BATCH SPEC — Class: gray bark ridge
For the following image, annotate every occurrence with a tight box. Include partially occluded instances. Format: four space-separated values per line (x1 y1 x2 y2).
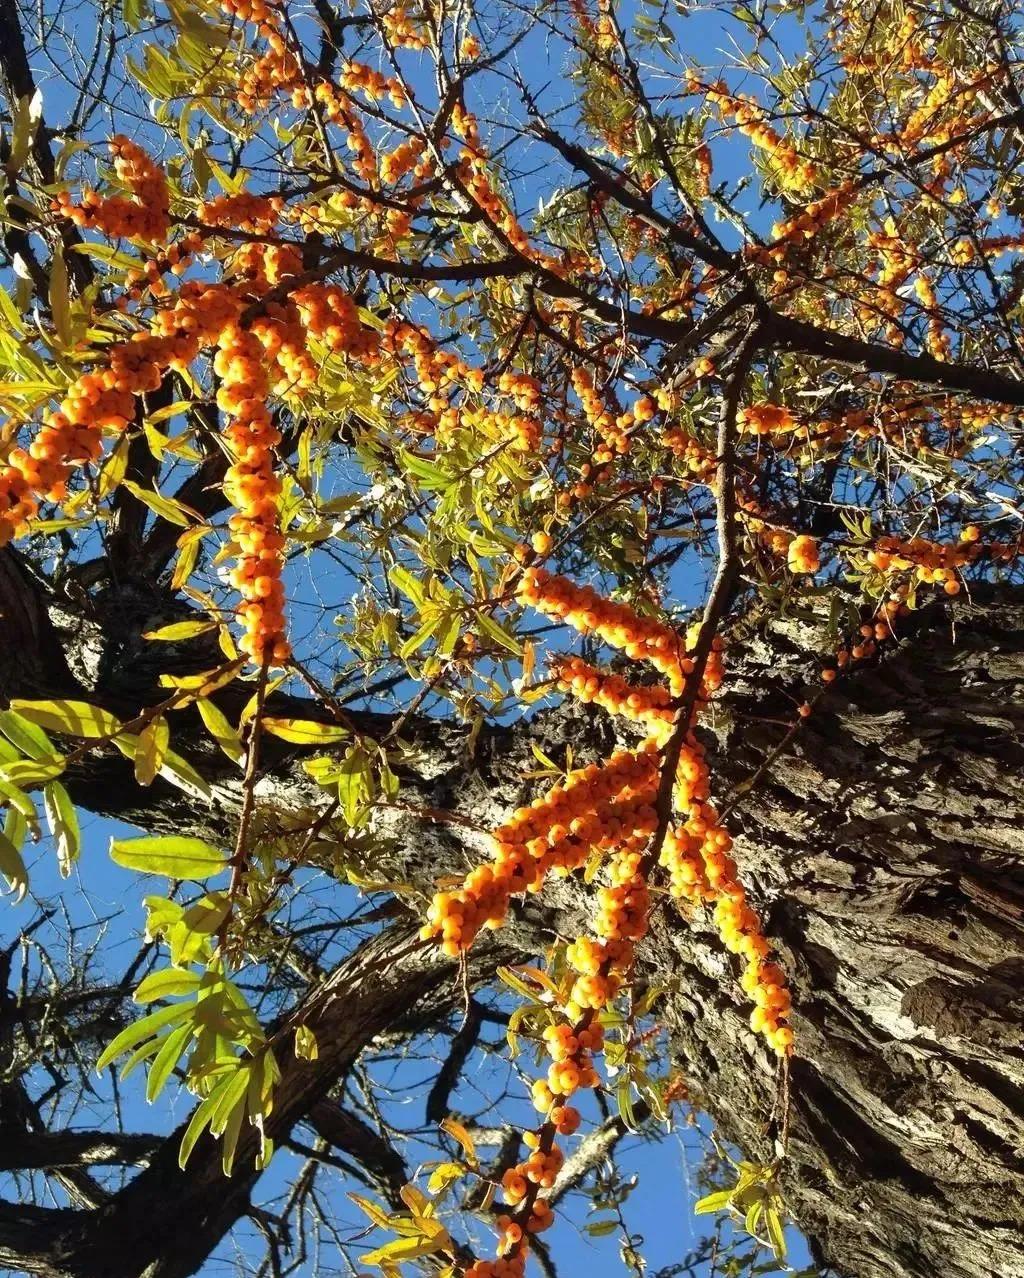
1 547 1023 1278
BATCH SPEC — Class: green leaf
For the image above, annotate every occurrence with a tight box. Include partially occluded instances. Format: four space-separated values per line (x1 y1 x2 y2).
0 709 56 758
43 781 80 876
0 756 65 787
109 835 227 879
146 1021 193 1102
96 1002 194 1072
48 244 72 348
159 748 213 800
196 699 244 765
584 1218 618 1237
5 88 42 177
476 610 523 655
0 829 28 899
261 718 348 745
389 565 427 608
10 699 123 739
0 780 38 825
178 1086 222 1169
764 1204 787 1262
134 967 204 1003
120 480 201 527
119 1034 164 1082
694 1189 734 1215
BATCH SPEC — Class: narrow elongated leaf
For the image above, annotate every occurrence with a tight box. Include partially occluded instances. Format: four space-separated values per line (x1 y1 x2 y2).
43 781 80 875
96 1002 193 1072
0 830 28 899
121 480 200 526
0 756 65 787
0 710 56 758
261 718 347 745
134 716 170 786
109 835 227 879
196 699 243 764
10 699 123 740
134 968 203 1003
143 620 217 641
146 1022 193 1102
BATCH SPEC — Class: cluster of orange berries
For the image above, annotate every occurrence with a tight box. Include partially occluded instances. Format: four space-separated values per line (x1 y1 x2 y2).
912 274 952 362
383 320 483 414
662 426 717 482
688 73 817 193
569 367 656 462
823 606 903 684
238 34 303 113
453 109 564 273
200 192 282 231
437 404 541 453
768 179 859 248
954 234 1024 265
216 324 290 665
737 403 798 436
55 136 169 243
787 534 821 574
517 567 724 699
863 533 982 595
381 4 429 50
0 325 200 542
339 60 406 107
227 239 303 290
664 738 793 1052
380 135 429 185
422 744 661 956
552 656 675 739
314 85 377 181
295 284 380 361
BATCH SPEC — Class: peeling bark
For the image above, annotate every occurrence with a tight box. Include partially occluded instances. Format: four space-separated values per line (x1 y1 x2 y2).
1 547 1022 1278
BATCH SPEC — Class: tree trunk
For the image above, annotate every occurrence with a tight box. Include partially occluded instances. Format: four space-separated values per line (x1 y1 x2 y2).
1 548 1022 1278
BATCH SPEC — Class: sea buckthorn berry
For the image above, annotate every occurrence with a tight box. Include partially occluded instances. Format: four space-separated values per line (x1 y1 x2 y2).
787 535 820 574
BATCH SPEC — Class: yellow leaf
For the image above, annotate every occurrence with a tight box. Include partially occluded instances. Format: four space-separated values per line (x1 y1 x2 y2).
361 1233 450 1268
134 716 169 786
440 1117 478 1169
122 479 202 527
261 718 348 745
348 1193 394 1231
10 699 122 740
426 1161 466 1194
143 620 217 642
196 698 243 765
294 1025 318 1060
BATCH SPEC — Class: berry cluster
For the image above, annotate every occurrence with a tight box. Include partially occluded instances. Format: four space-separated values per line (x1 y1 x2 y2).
787 534 820 574
737 403 797 436
216 324 290 665
688 73 817 193
517 567 724 699
864 533 981 595
339 59 406 107
421 743 661 955
55 136 169 242
552 656 675 740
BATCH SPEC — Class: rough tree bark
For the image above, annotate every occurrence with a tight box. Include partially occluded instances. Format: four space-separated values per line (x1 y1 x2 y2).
0 547 1021 1278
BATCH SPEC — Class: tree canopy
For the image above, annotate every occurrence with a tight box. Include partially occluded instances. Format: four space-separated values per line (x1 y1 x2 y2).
1 0 1023 1274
